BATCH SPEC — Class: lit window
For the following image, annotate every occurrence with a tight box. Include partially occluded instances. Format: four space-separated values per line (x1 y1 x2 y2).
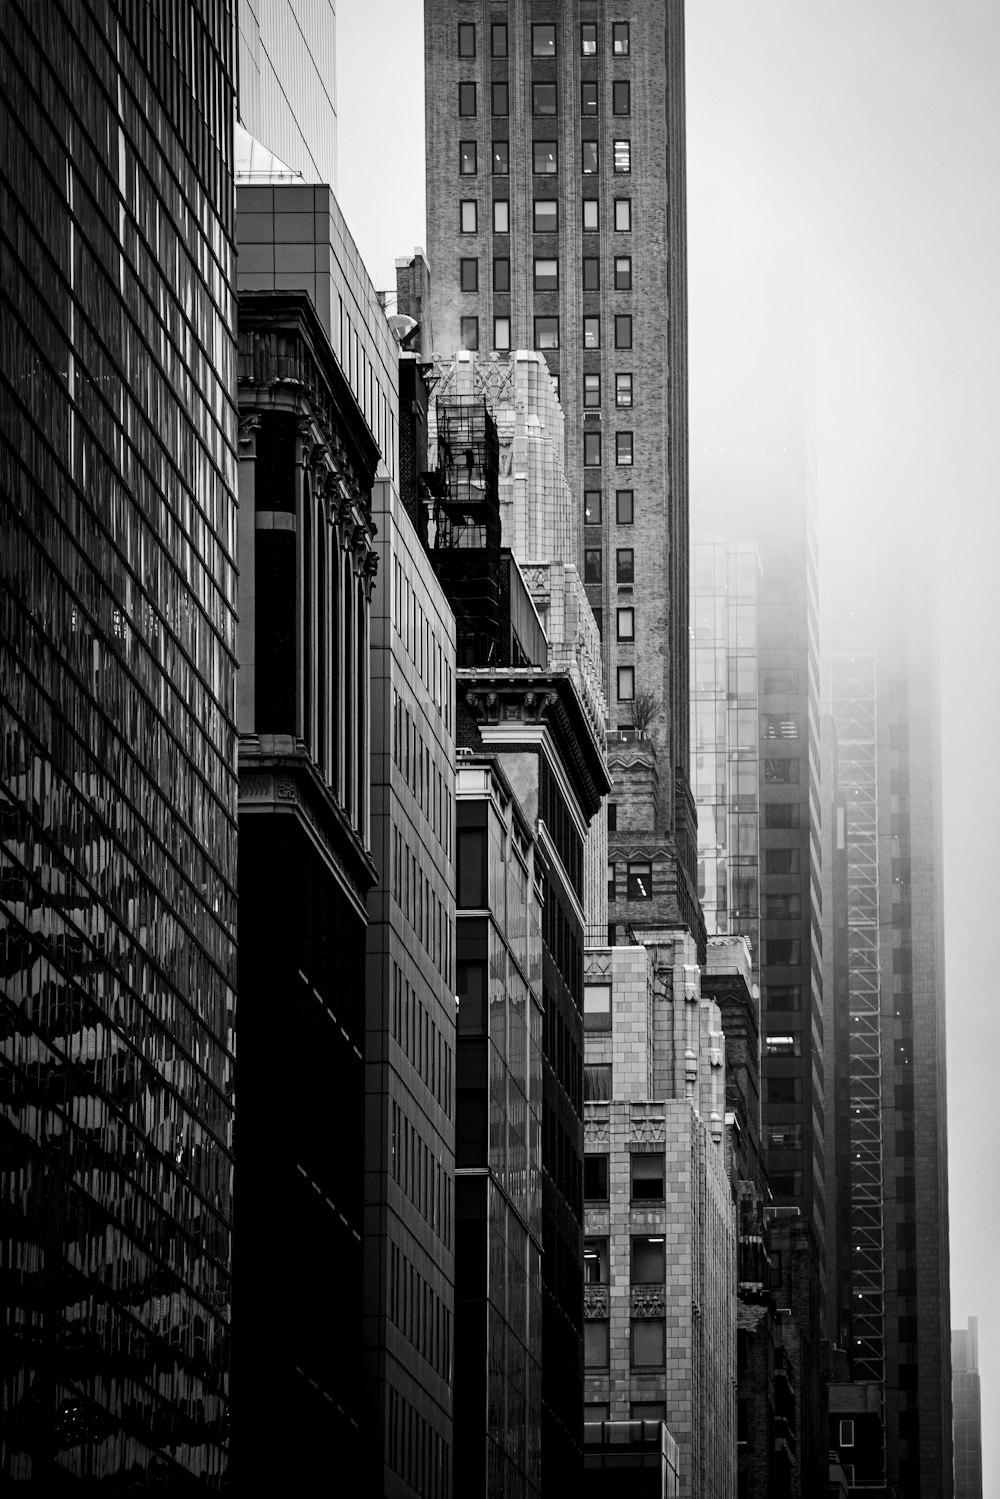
460 200 478 234
614 198 632 231
614 255 632 289
614 138 631 173
613 80 631 115
491 22 507 56
492 81 508 116
493 141 509 175
584 315 600 348
581 80 598 115
581 22 597 55
533 139 558 174
613 21 631 55
533 198 558 232
533 82 557 115
585 1236 609 1281
532 23 556 56
617 607 634 640
584 432 602 466
616 372 633 407
766 1033 801 1057
584 490 602 525
534 257 559 290
494 316 511 351
458 22 476 57
459 82 477 116
534 315 559 348
583 255 600 289
617 547 634 582
631 1235 665 1283
459 140 477 175
616 431 633 465
460 316 479 351
460 258 478 292
493 199 510 233
584 372 601 407
615 314 633 348
584 548 602 583
616 489 634 524
582 140 599 173
583 199 599 232
617 666 635 701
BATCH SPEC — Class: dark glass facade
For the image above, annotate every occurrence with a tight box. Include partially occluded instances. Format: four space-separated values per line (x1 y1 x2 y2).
1 0 238 1486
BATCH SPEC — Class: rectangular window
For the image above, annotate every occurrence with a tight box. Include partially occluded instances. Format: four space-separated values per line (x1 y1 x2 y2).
460 258 478 292
766 1032 802 1057
581 22 597 55
767 984 802 1011
584 490 602 526
613 21 631 55
534 257 559 290
532 22 556 56
533 81 557 115
457 828 486 906
614 138 632 173
494 316 511 351
583 257 600 292
584 548 602 583
766 939 802 966
631 1235 665 1283
616 547 634 582
584 986 612 1033
607 803 618 831
617 665 635 701
766 894 802 920
631 1319 666 1368
764 757 800 784
616 432 633 465
492 80 509 116
615 372 633 407
493 258 510 292
584 1063 612 1101
491 22 508 56
766 1122 804 1149
583 199 600 232
460 200 478 234
585 1321 610 1368
493 199 510 233
765 847 801 875
607 860 616 899
493 140 509 174
581 140 599 173
766 1076 801 1104
770 1171 803 1198
460 316 479 351
533 198 558 232
617 607 634 640
585 1236 609 1282
615 314 633 349
584 1154 609 1200
533 139 558 174
458 22 476 57
581 80 598 115
584 315 600 348
459 82 477 116
534 315 559 348
614 198 632 231
839 1420 855 1449
631 1152 664 1200
765 803 801 829
616 489 634 524
613 79 631 114
614 255 633 289
584 431 602 466
459 140 477 174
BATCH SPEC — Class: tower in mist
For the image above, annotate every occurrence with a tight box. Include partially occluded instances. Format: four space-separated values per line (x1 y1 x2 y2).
952 1317 982 1499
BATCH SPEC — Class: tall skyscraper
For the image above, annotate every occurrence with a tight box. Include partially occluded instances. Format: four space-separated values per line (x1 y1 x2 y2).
1 2 238 1484
424 1 697 938
951 1318 982 1499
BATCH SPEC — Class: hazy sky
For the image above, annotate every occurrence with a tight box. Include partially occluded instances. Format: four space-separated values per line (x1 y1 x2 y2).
336 2 1000 1487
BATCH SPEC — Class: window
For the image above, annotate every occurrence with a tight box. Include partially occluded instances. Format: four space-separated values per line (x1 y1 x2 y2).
766 893 802 919
618 666 635 701
631 1152 664 1200
766 938 802 965
614 138 631 173
613 21 631 55
493 199 510 233
584 315 600 348
763 713 800 739
616 489 634 524
534 257 559 290
615 372 633 407
582 199 600 232
459 258 478 293
583 256 600 290
584 548 602 583
585 1063 612 1101
617 607 634 640
765 803 801 829
581 80 598 115
839 1420 855 1449
631 1319 665 1368
766 1076 801 1104
767 1123 804 1149
491 21 508 56
765 847 801 875
766 1032 802 1057
584 372 601 407
534 315 559 348
533 198 558 232
764 757 800 784
616 547 634 582
584 1154 609 1200
584 431 602 466
581 22 597 55
585 1322 610 1368
581 140 599 173
494 316 511 351
615 314 633 348
607 860 616 899
614 198 632 231
614 255 632 289
585 1237 609 1282
458 22 476 57
631 1235 665 1283
459 140 477 174
532 22 556 56
613 79 631 114
493 257 510 292
584 490 602 526
492 80 508 116
585 985 612 1031
459 316 479 352
770 1171 803 1198
459 82 477 116
457 827 486 905
628 860 653 901
493 140 509 174
460 200 477 233
607 803 618 831
632 1402 666 1422
533 82 557 115
616 432 633 465
457 959 487 1036
767 984 802 1011
533 139 558 174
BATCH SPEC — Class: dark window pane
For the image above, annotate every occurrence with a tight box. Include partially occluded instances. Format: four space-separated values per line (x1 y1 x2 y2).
616 489 634 524
491 22 508 56
533 139 558 174
493 258 510 292
582 139 599 173
460 315 479 351
613 80 631 114
615 314 632 348
584 491 602 526
458 22 476 57
533 82 557 115
492 80 509 115
631 1153 664 1199
616 431 633 464
534 315 559 348
493 140 509 174
532 23 557 56
584 548 602 583
584 1155 609 1200
584 432 602 466
581 80 598 115
583 256 600 290
460 258 478 292
457 828 486 904
459 82 477 116
616 547 634 582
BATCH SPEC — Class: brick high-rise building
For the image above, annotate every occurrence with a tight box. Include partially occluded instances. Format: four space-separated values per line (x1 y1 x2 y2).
424 0 698 940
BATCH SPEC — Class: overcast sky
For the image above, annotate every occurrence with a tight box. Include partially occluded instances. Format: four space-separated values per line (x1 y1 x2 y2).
336 3 1000 1487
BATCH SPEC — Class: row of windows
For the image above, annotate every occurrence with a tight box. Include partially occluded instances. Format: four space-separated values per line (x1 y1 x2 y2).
458 20 632 58
461 254 632 292
542 982 583 1117
387 1240 453 1382
583 1151 665 1201
386 1387 450 1499
391 555 452 731
585 489 634 527
460 196 632 234
585 1235 666 1285
607 859 652 902
458 316 634 358
458 138 632 176
390 958 453 1118
389 1099 452 1250
585 546 635 585
392 826 454 990
461 78 632 117
391 687 452 859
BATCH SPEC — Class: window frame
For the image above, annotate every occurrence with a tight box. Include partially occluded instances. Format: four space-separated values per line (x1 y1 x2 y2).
581 139 599 174
583 255 600 290
491 21 508 57
584 490 602 526
584 547 603 583
460 257 479 293
581 80 598 115
614 198 632 232
614 255 633 290
493 257 510 292
533 139 559 174
533 198 559 233
491 80 509 116
581 22 598 55
493 315 511 351
532 22 557 57
584 431 602 467
532 81 558 116
459 140 478 175
458 21 476 57
616 546 635 582
617 665 635 702
493 199 510 234
617 606 634 641
458 81 477 117
630 1151 664 1200
582 199 600 232
615 314 633 349
460 200 478 234
533 315 560 349
534 256 559 291
615 372 633 407
614 138 631 173
583 315 601 349
584 371 601 408
612 21 631 56
613 79 631 115
616 431 634 465
616 489 634 525
459 315 479 352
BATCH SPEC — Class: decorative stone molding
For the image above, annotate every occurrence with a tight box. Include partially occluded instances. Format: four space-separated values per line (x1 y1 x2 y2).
584 1286 609 1319
629 1112 666 1145
238 412 261 453
584 1117 609 1147
631 1285 666 1318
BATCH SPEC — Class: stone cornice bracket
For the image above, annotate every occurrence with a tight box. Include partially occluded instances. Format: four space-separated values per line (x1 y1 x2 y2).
363 551 379 602
238 412 261 455
296 418 316 470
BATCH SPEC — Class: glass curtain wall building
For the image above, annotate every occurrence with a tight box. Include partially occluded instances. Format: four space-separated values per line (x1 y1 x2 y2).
1 1 238 1486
